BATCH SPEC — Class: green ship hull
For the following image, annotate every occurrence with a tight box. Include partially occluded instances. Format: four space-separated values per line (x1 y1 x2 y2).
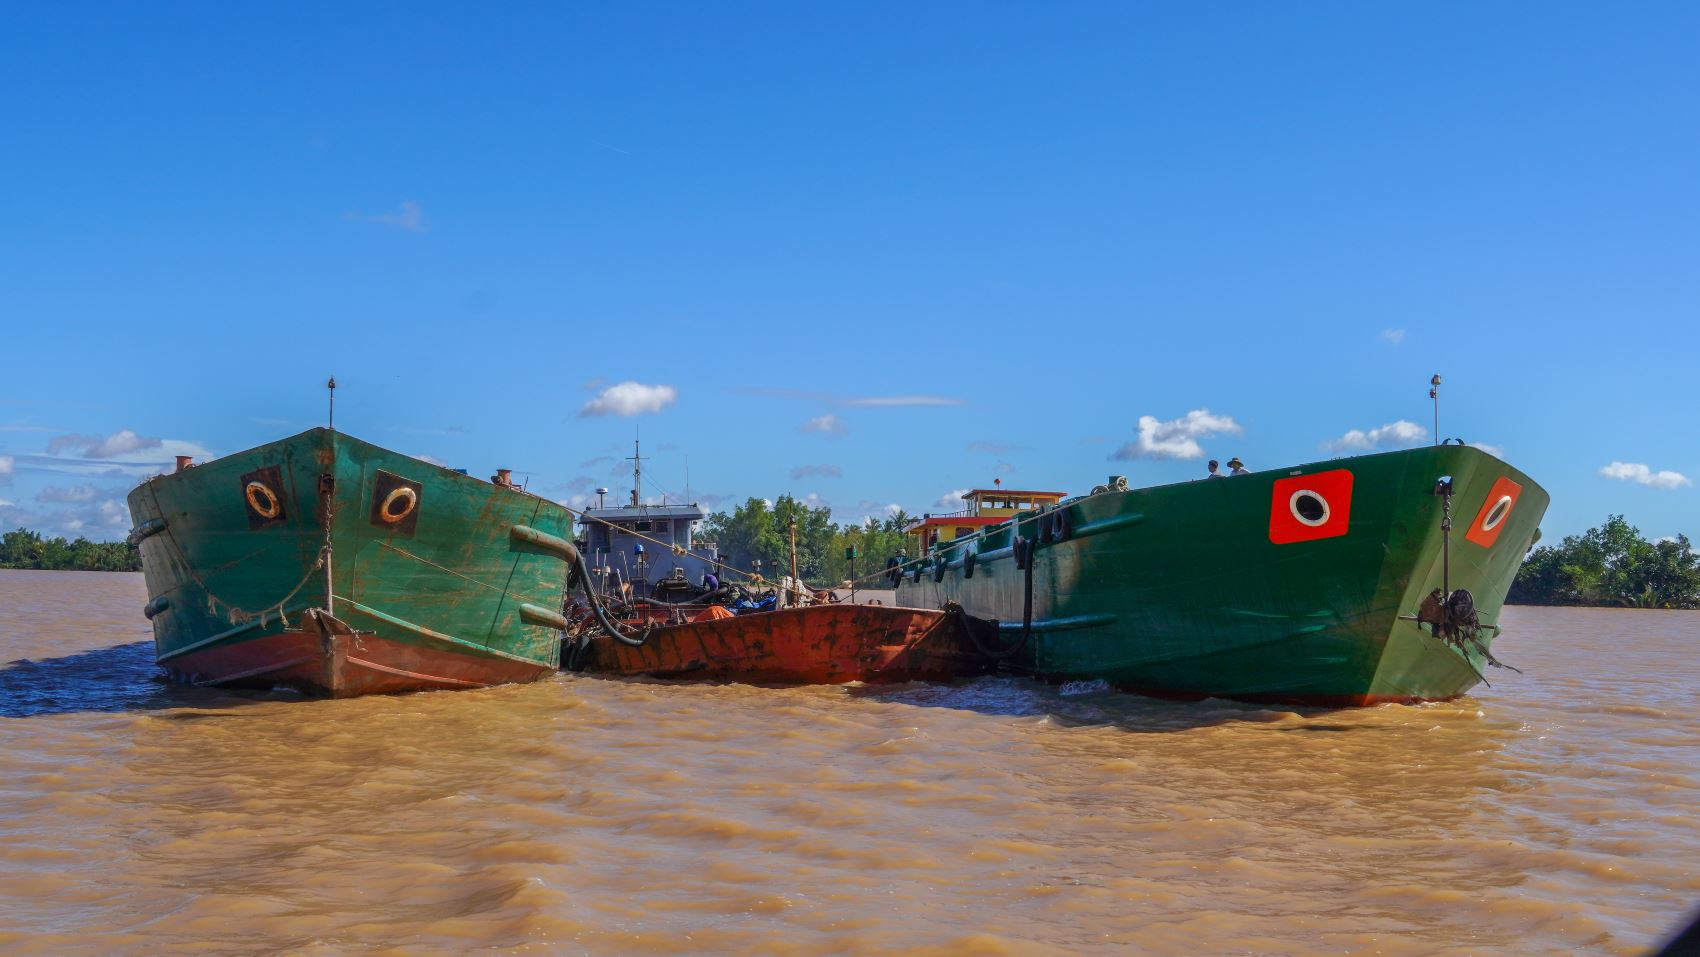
125 429 576 697
895 445 1548 705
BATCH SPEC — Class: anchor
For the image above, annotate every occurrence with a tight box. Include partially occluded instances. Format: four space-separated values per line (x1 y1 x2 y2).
1398 476 1522 684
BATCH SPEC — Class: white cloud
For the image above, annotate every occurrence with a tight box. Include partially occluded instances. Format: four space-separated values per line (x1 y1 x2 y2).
967 440 1021 454
34 431 215 476
578 382 678 418
36 485 99 504
6 496 133 540
853 500 904 524
348 200 426 233
932 488 971 511
790 464 843 479
1470 442 1505 458
1112 409 1243 461
1324 420 1428 452
1381 328 1407 345
1599 462 1692 490
414 454 448 467
92 429 160 458
0 455 12 484
843 395 963 407
67 499 131 537
49 430 162 458
800 414 846 436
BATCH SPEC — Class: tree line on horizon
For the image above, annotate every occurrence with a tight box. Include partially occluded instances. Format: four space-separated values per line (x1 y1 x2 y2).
0 528 142 572
695 495 912 589
1506 515 1699 609
4 509 1694 610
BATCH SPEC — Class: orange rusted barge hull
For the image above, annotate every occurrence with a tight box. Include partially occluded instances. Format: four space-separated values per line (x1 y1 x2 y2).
574 603 994 684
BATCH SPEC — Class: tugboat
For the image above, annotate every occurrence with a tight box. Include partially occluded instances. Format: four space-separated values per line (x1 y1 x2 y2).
892 444 1548 705
126 428 577 697
575 440 722 602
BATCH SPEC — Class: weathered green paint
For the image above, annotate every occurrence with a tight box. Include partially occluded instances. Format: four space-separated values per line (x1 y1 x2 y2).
126 428 573 677
896 445 1549 704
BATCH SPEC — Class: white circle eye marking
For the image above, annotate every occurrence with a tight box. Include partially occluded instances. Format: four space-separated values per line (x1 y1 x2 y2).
1481 495 1513 532
1289 489 1330 527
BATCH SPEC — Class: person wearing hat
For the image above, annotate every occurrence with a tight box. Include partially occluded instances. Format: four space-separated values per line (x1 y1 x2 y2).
1228 457 1250 475
1206 459 1225 479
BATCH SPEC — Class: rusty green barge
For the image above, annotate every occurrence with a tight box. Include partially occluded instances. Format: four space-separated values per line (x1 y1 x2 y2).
125 428 576 697
894 444 1548 705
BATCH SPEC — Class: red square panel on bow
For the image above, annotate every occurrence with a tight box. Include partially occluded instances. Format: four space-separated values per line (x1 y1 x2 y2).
1269 469 1354 544
1464 476 1523 548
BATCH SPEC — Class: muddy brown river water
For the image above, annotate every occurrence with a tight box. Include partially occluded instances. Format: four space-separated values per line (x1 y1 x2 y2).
1 570 1696 956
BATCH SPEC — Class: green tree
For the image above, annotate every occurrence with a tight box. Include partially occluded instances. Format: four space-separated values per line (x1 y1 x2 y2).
0 527 140 571
821 512 913 586
699 494 836 584
1508 515 1699 608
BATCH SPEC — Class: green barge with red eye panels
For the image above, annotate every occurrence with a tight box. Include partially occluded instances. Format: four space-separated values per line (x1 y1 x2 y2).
125 428 577 697
893 444 1547 706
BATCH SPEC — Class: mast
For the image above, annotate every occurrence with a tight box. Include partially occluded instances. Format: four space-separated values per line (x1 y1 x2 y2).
626 438 643 507
789 517 799 606
324 376 336 614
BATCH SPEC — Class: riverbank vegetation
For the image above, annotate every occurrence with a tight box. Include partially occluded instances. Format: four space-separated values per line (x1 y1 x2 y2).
0 529 142 571
1508 515 1699 609
697 496 910 587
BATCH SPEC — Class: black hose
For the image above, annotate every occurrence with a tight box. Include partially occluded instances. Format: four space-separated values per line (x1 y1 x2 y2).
633 584 740 608
571 551 653 647
963 537 1037 661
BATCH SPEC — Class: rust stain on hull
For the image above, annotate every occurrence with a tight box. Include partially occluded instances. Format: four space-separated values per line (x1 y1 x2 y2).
580 604 995 684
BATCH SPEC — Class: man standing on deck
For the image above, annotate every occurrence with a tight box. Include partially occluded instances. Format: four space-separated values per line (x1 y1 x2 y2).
1206 460 1224 478
1228 457 1250 475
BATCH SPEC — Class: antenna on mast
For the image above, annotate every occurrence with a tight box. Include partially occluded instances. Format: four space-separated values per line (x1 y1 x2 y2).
1429 374 1441 446
626 433 643 507
327 376 337 431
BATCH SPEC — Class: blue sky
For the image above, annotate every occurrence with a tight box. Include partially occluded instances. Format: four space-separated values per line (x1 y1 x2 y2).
2 2 1695 543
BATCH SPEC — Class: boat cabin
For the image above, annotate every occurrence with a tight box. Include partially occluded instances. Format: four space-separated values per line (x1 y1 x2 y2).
902 482 1068 552
577 441 721 598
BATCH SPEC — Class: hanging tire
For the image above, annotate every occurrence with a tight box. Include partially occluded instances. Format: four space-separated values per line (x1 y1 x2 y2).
963 551 977 579
1053 508 1071 542
933 559 947 583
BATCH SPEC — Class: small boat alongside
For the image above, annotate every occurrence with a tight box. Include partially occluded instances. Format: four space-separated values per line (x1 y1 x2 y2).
562 587 994 685
892 444 1550 706
126 428 577 697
